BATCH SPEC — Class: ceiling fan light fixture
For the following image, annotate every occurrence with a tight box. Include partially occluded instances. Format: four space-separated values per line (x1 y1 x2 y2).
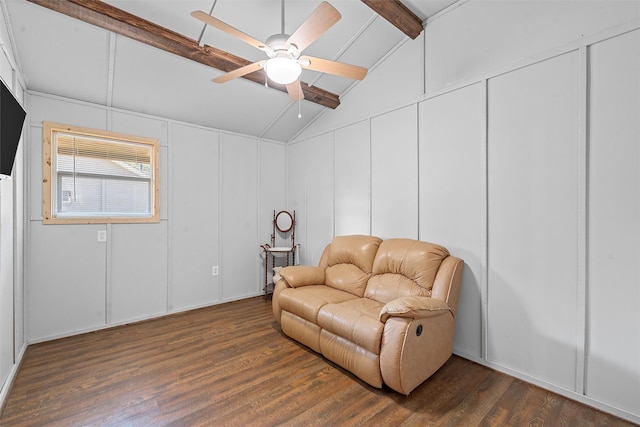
265 56 302 85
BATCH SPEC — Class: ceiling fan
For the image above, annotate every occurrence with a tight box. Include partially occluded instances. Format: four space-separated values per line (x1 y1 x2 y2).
192 1 368 101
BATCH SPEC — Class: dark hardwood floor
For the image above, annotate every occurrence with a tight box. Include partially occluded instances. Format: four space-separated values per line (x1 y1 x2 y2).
0 297 636 426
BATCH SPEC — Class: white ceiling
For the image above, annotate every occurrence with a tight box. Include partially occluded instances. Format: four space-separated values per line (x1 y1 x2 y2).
4 0 458 141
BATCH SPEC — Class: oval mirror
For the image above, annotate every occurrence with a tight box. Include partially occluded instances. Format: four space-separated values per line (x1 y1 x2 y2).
275 210 294 232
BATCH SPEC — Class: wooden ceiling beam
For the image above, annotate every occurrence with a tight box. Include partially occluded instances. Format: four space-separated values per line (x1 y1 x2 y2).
361 0 423 39
26 0 340 109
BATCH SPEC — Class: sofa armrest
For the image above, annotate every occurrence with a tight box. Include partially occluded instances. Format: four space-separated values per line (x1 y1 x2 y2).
279 266 325 288
379 296 451 323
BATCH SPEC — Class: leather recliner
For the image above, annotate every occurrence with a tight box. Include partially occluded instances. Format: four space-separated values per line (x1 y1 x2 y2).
272 235 464 395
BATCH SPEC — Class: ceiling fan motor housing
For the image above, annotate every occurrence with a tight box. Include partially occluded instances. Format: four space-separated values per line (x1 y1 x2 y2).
266 33 299 58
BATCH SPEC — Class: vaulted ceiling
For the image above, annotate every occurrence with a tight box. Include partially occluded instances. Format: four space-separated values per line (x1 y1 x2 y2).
4 0 458 141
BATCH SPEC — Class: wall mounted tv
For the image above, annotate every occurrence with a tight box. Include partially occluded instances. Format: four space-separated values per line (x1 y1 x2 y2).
0 78 26 179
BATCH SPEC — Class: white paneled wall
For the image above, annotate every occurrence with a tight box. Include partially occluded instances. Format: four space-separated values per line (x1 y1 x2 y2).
587 30 640 411
28 222 108 339
0 175 14 388
110 223 169 324
305 133 334 264
371 105 418 240
25 93 284 342
423 0 640 94
334 121 370 236
169 124 220 311
418 83 486 359
12 109 25 371
220 133 259 301
287 3 639 422
487 51 580 390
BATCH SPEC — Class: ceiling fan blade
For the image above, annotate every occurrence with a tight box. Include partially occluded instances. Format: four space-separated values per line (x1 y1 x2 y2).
286 80 304 101
299 56 367 80
192 10 269 53
286 2 341 52
212 61 265 84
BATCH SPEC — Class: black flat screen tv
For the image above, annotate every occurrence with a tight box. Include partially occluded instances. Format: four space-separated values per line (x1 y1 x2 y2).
0 79 26 178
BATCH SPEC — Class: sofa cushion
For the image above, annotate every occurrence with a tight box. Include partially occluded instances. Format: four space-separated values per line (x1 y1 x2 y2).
325 264 370 297
325 235 382 273
317 298 385 355
318 235 381 297
278 285 357 324
365 239 449 303
365 274 431 304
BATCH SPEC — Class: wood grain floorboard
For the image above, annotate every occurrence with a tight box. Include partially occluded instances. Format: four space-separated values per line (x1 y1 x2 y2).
0 297 636 427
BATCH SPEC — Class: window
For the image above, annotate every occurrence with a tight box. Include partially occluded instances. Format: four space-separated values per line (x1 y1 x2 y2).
43 122 160 224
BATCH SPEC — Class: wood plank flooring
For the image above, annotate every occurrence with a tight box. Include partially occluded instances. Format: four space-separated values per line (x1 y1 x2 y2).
0 297 636 426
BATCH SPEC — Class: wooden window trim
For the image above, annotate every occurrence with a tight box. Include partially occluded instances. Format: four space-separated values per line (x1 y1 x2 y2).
42 121 160 224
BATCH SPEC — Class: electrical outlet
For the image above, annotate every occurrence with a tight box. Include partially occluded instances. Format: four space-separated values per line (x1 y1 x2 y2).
212 266 219 276
97 230 107 242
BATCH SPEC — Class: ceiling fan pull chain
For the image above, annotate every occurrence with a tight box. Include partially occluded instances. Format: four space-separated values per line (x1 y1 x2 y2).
298 86 302 119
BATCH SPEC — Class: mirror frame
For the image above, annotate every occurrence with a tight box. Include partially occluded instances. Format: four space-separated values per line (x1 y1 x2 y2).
275 210 294 232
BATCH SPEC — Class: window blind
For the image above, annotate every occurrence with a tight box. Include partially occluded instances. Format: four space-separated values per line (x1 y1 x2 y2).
54 132 153 217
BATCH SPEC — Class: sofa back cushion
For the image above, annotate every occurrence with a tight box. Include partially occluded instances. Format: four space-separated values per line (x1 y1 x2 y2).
321 235 382 297
365 239 450 303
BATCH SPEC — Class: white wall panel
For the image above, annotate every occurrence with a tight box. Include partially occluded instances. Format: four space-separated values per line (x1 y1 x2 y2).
109 222 168 324
110 111 168 146
258 141 286 246
424 0 639 93
28 94 107 131
220 133 258 300
287 142 307 263
334 121 370 236
306 133 334 264
587 30 640 414
419 83 485 358
0 178 13 388
487 52 580 390
28 223 107 341
169 124 220 311
371 105 418 239
13 129 25 359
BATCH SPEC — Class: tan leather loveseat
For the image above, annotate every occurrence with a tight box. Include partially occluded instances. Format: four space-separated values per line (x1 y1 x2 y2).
272 235 464 395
